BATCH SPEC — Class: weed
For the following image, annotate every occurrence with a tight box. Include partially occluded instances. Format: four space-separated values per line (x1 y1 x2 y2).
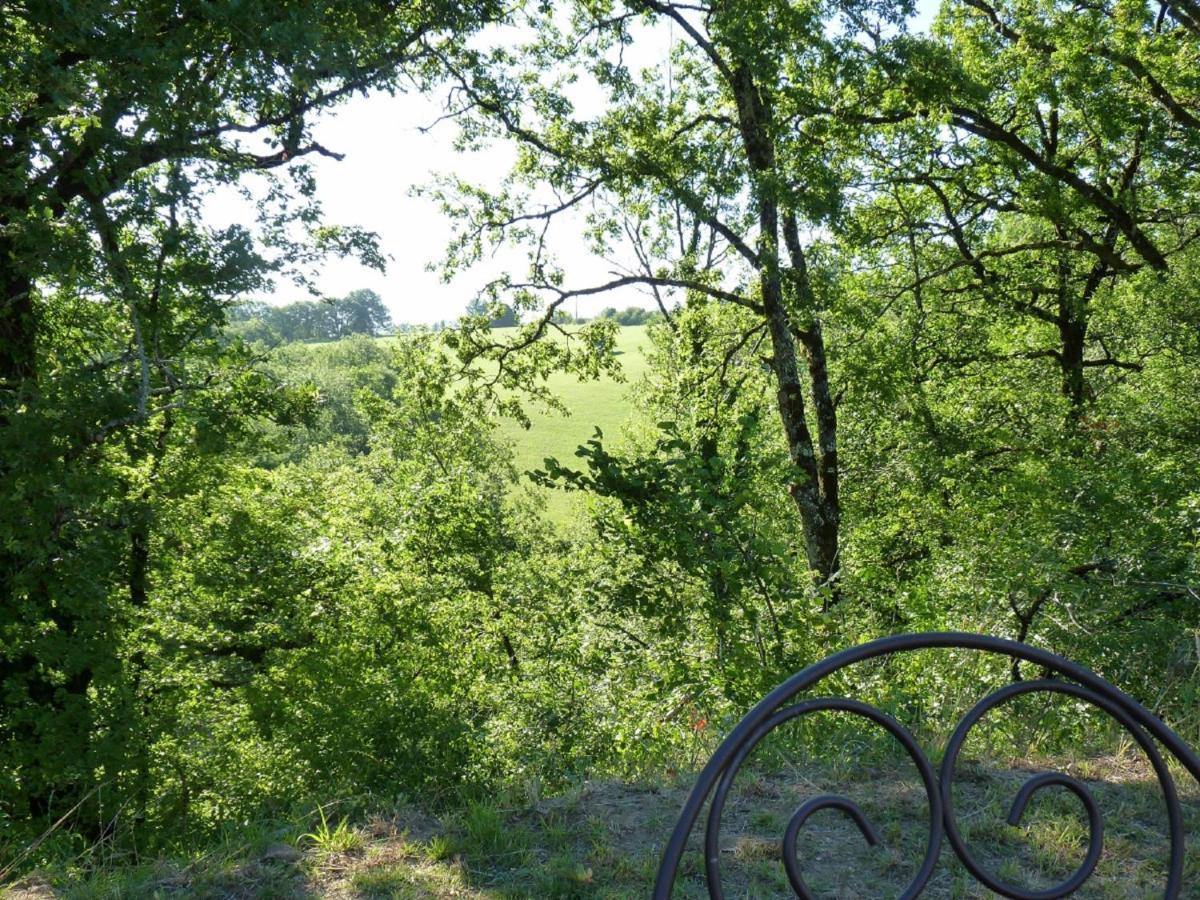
425 835 455 862
301 805 364 855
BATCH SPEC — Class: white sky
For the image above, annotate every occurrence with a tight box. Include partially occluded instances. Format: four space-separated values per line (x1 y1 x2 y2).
211 3 938 326
289 89 532 325
205 20 675 326
205 87 541 326
290 84 656 325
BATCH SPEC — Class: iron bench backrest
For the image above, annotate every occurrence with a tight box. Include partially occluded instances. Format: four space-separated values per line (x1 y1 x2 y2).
653 632 1200 899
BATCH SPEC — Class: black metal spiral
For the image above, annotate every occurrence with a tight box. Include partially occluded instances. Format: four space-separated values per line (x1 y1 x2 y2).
653 632 1200 899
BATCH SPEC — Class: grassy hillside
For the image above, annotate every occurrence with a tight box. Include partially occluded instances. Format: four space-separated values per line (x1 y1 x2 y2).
492 325 652 523
290 325 653 523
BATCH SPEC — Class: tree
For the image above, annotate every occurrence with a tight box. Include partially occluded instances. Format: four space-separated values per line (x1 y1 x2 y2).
431 0 1200 611
872 0 1200 420
428 0 920 597
335 288 393 337
231 289 395 342
535 302 809 695
464 296 520 327
140 335 534 823
0 0 496 826
781 0 1200 665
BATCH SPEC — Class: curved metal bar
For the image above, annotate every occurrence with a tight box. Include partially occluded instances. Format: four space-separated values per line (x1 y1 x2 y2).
700 698 941 900
940 678 1184 899
1007 772 1102 830
654 632 1200 899
781 796 879 899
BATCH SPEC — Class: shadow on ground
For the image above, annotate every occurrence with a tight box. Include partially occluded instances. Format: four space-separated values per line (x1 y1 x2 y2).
6 756 1199 898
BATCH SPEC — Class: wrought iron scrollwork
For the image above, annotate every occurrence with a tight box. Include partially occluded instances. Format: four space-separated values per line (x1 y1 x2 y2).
653 632 1200 899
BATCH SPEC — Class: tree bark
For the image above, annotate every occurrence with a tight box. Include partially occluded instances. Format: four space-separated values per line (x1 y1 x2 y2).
728 65 840 594
794 321 840 589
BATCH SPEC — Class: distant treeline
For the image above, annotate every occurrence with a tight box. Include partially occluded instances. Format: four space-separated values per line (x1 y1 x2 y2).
229 289 394 343
230 295 663 345
550 305 665 326
590 306 663 326
466 296 664 328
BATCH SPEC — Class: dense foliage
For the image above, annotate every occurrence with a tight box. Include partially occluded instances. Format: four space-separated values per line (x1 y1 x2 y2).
2 0 1198 878
0 0 499 853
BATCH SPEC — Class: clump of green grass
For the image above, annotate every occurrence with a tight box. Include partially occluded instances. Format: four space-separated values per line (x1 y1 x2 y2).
460 801 520 856
301 805 364 855
425 834 455 862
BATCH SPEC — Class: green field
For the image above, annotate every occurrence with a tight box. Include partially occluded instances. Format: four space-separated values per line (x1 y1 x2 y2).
492 325 652 522
288 324 652 522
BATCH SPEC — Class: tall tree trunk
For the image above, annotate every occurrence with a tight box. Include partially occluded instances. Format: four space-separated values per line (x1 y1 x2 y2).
1058 315 1087 412
783 212 840 593
730 66 841 595
760 278 833 584
1057 246 1117 422
793 321 840 585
